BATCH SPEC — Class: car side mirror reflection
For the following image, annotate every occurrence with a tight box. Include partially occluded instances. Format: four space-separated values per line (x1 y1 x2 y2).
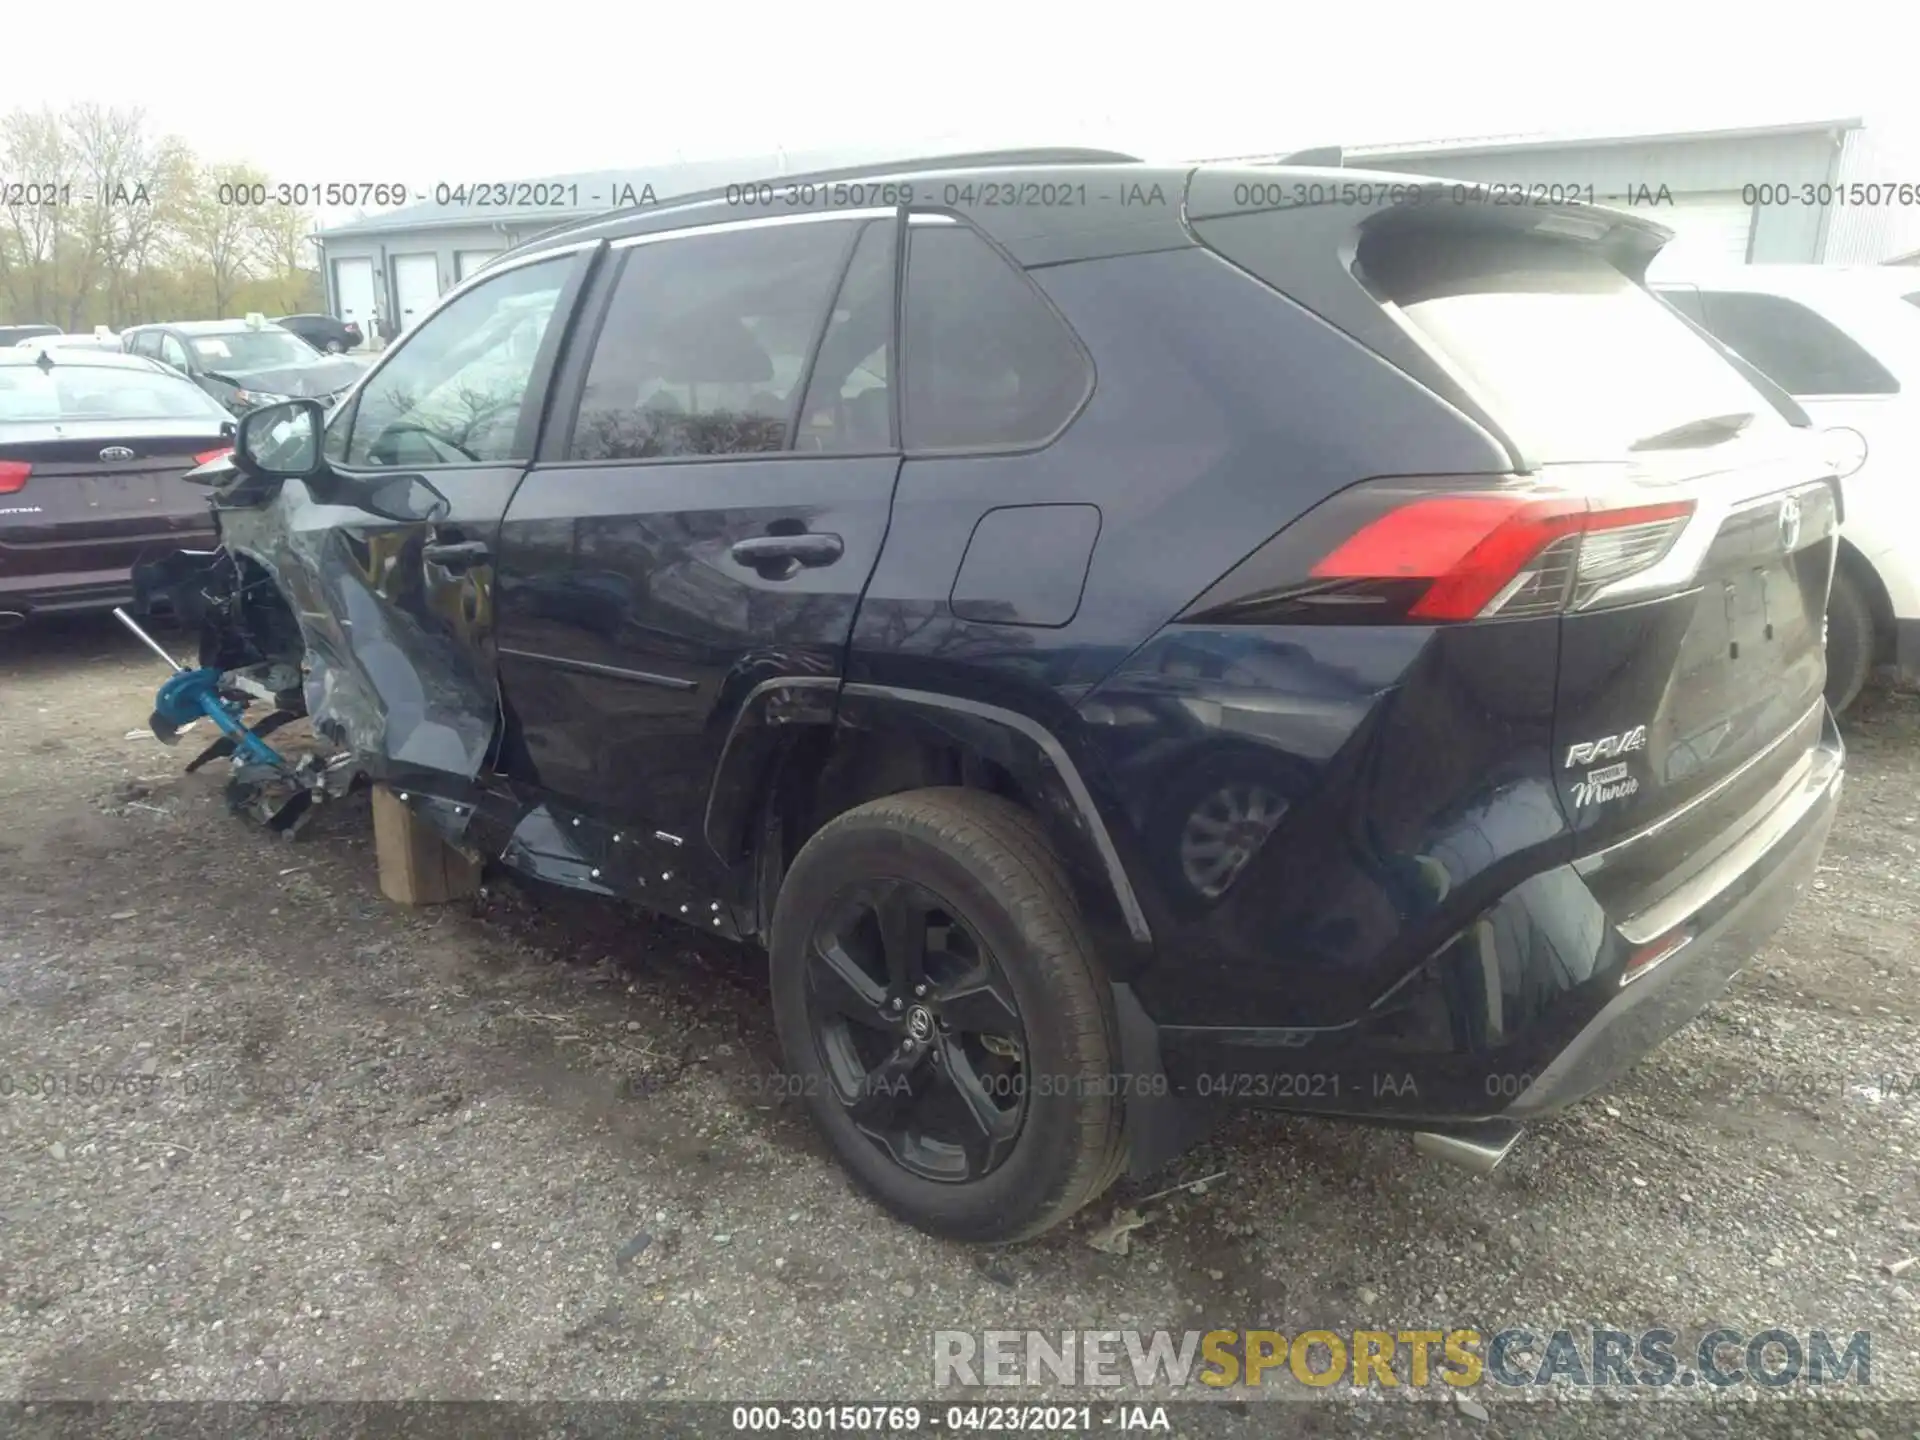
235 399 325 480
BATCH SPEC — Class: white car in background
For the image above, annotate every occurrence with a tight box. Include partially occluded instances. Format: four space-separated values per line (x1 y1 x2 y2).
14 327 122 354
1653 266 1920 713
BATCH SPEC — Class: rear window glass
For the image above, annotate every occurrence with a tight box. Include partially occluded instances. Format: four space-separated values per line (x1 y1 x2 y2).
0 364 225 423
1362 231 1784 461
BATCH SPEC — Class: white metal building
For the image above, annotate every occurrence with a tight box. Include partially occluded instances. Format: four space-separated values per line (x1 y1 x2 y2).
1221 117 1920 276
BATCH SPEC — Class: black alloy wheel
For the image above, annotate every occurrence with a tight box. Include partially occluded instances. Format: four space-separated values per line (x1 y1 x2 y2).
805 876 1028 1182
768 788 1128 1242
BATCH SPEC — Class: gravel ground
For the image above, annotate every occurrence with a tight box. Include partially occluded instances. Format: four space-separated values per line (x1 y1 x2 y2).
2 615 1917 1438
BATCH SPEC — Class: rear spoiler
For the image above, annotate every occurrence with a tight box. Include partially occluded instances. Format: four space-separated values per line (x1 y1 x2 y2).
1183 167 1731 470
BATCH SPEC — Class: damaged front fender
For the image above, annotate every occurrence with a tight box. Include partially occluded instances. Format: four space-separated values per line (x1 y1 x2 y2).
144 461 508 786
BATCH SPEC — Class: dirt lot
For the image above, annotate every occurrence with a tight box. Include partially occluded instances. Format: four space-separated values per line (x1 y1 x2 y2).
2 615 1918 1435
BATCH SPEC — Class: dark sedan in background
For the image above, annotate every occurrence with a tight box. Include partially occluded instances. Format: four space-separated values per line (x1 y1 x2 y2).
275 313 364 354
0 349 234 624
121 318 365 417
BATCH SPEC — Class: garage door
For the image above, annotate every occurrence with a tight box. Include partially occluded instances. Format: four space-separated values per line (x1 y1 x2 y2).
455 249 502 281
1643 194 1755 278
392 253 443 332
332 257 378 334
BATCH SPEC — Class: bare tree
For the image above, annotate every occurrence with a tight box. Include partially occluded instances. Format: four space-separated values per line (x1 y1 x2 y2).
3 105 319 328
173 162 266 316
0 107 78 323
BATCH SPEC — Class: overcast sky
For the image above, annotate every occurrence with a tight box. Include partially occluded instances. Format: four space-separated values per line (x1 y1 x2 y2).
8 2 1913 182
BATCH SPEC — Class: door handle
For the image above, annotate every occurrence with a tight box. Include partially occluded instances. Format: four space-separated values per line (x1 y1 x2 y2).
730 533 845 571
423 539 491 570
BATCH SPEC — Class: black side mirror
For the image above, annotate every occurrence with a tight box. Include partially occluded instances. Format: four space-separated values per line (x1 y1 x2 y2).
234 398 327 480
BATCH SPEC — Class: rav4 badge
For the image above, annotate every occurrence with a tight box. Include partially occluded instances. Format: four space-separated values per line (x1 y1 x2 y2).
1565 725 1648 769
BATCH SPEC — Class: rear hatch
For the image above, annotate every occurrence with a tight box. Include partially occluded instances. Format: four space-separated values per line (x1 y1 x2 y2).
1186 174 1840 917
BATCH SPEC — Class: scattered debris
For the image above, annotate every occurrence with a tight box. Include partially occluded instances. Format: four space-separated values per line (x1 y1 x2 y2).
1454 1393 1491 1422
614 1230 653 1272
1884 1256 1917 1278
1129 1168 1229 1207
1086 1207 1152 1256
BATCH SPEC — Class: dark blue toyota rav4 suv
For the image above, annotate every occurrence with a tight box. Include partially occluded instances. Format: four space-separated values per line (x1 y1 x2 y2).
140 148 1846 1241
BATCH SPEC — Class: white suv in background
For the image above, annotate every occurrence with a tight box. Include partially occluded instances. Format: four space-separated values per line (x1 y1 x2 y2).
1654 266 1920 713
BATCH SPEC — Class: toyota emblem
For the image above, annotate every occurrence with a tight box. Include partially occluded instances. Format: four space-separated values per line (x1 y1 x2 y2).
98 446 135 462
1778 495 1803 553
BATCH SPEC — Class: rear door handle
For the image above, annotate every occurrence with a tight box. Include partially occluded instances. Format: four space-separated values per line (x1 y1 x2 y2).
423 539 491 569
730 533 845 571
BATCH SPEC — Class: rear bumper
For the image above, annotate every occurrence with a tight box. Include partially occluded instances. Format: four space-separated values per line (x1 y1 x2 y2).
0 543 216 617
1148 711 1844 1125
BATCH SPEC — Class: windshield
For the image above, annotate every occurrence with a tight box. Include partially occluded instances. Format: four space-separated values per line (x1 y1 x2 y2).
189 330 320 370
1364 232 1787 461
0 363 227 423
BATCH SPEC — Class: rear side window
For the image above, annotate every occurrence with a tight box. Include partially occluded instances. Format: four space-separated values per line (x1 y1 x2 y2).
1362 230 1784 462
1695 291 1899 396
568 218 862 461
901 221 1090 451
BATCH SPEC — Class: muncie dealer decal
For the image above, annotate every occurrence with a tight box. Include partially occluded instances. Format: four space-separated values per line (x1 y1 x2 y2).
1565 724 1648 809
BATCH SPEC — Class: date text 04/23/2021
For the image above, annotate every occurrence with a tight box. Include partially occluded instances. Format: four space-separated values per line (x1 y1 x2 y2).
728 1405 1171 1432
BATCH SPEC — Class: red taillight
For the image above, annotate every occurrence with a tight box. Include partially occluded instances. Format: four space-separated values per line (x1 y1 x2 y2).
1312 494 1695 622
0 460 30 494
193 447 233 466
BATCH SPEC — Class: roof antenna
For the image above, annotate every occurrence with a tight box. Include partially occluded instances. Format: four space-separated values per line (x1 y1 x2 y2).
34 349 54 373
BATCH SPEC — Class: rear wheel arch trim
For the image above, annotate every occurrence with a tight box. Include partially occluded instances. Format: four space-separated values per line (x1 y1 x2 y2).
702 678 1152 945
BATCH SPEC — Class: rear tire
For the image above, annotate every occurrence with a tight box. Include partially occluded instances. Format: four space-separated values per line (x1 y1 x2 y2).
1825 568 1874 715
769 788 1126 1242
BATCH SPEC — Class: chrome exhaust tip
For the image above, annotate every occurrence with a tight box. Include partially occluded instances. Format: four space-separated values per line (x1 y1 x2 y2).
0 611 26 632
1412 1119 1524 1176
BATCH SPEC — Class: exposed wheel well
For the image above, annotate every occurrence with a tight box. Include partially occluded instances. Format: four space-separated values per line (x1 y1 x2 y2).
745 725 1137 965
1837 538 1896 666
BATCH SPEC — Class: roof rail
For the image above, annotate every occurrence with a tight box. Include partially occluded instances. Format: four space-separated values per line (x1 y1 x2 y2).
1277 146 1343 166
510 145 1144 253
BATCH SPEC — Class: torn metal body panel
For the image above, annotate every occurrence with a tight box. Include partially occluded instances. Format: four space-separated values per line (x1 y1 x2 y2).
208 476 504 779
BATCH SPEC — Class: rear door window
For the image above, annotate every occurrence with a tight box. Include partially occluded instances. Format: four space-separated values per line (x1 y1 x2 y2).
566 218 862 461
1695 290 1900 396
900 219 1090 451
1362 230 1786 461
796 219 896 453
